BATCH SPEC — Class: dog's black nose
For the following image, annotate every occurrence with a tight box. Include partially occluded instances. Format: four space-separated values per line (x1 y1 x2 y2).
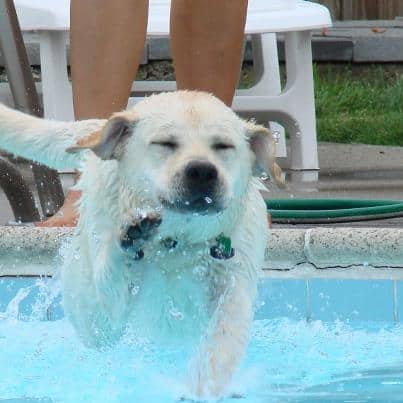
177 160 221 212
184 160 218 185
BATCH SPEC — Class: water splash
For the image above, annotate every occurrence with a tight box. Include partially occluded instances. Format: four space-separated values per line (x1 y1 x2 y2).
0 278 62 322
272 130 280 144
260 172 269 181
31 278 62 321
0 285 33 321
1 317 403 402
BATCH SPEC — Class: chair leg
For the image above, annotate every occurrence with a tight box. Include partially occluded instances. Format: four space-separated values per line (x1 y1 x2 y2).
40 31 74 120
283 31 319 172
234 31 319 175
0 156 40 222
0 0 65 218
247 33 287 158
0 0 40 115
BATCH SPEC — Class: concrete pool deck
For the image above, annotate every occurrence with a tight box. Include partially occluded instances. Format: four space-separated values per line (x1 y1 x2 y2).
1 141 403 279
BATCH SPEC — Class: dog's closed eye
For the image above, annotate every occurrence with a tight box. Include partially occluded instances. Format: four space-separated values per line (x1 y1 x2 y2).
211 142 235 151
210 135 235 152
151 140 178 150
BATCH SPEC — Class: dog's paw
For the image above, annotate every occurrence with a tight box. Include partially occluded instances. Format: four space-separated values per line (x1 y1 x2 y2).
120 212 162 253
127 213 162 240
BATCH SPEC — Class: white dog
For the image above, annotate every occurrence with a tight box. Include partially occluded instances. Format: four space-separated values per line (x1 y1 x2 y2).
0 91 281 398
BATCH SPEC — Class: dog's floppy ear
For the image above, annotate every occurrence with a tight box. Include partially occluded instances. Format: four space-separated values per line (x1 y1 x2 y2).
66 114 133 160
246 121 285 187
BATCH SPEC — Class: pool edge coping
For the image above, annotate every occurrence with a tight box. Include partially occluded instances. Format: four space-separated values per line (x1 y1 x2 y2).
1 226 403 279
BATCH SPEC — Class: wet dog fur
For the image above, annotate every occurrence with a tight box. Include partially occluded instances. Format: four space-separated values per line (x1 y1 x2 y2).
0 91 281 398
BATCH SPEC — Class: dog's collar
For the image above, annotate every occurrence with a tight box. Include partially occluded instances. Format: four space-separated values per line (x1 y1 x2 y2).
210 233 235 260
162 233 235 260
123 233 234 261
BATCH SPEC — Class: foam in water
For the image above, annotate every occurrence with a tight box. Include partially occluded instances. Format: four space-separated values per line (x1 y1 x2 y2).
1 307 403 400
1 279 403 402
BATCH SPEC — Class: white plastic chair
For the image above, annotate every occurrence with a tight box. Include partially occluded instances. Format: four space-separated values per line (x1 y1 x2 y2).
14 0 331 175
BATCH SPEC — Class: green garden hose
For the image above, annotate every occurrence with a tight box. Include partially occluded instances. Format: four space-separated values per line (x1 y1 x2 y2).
265 199 403 224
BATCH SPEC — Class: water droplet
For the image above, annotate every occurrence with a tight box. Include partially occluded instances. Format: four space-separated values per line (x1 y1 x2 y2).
272 130 280 143
130 285 140 296
193 265 208 277
260 172 269 181
169 307 184 321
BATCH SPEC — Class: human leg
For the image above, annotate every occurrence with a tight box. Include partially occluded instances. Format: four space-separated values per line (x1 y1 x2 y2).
170 0 248 106
38 0 148 226
70 0 149 119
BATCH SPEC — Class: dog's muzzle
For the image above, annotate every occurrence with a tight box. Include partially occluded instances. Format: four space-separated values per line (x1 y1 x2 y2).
160 160 224 213
173 160 222 213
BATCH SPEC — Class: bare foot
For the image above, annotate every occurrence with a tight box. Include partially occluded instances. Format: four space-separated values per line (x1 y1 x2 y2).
35 190 81 227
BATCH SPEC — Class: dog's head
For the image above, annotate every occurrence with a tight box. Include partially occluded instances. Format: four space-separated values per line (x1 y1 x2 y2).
68 91 282 215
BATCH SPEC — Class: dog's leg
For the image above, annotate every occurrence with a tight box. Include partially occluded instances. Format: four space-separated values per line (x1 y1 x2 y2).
62 211 162 348
62 233 133 348
0 104 105 169
187 187 267 398
189 264 258 398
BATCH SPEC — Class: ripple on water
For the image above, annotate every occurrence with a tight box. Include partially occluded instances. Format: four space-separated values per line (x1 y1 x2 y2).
1 317 403 402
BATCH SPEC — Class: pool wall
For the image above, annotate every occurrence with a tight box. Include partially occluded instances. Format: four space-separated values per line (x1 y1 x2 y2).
1 276 401 324
1 226 403 323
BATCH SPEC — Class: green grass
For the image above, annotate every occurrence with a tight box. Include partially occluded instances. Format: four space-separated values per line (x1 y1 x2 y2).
240 63 403 146
314 64 403 146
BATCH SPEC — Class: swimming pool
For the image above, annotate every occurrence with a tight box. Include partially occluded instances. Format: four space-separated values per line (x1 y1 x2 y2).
1 227 403 402
1 275 403 402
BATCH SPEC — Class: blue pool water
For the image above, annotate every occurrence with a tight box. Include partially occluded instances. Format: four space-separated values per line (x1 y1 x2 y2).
1 277 403 402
